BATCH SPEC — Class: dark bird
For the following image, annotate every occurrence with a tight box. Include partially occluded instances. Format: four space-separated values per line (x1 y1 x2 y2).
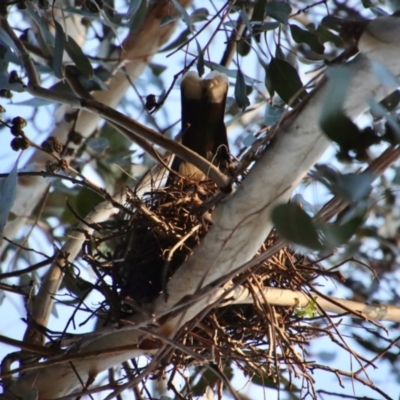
168 70 230 182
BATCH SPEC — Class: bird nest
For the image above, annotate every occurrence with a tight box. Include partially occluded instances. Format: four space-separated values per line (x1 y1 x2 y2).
83 176 351 397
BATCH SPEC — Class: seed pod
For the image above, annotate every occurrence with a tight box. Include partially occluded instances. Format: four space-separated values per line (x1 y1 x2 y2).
10 126 24 137
12 116 27 129
11 137 29 151
42 136 63 153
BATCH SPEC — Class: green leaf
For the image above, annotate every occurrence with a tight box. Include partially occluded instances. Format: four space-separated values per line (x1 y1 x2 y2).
207 62 259 84
235 67 250 110
66 65 109 92
52 21 65 79
160 29 191 52
275 44 285 60
362 0 374 7
12 97 54 107
63 269 94 301
238 31 251 56
319 67 361 148
100 122 131 153
268 57 306 106
311 166 374 202
0 159 18 234
190 8 209 23
251 0 267 24
335 173 374 202
122 0 141 24
271 203 323 250
264 64 274 97
253 21 280 33
237 8 253 57
320 15 343 32
321 216 364 248
195 39 204 77
75 187 103 218
265 1 292 25
65 35 93 79
290 24 325 54
24 9 54 54
149 62 167 77
170 0 193 32
0 27 21 55
129 0 147 30
316 24 343 47
294 297 319 318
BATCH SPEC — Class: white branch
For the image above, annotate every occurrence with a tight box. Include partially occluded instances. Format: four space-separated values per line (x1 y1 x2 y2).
229 285 400 322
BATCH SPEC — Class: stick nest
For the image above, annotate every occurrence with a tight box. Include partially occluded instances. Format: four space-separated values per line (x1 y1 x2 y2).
83 177 354 398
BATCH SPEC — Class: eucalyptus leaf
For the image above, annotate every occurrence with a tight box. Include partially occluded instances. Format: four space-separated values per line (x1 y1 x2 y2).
265 1 292 25
253 21 280 32
321 216 364 248
207 62 259 84
316 24 343 47
235 68 250 110
160 29 191 52
0 27 21 54
24 9 54 45
0 160 18 234
251 0 267 28
272 203 323 250
170 0 193 32
195 39 204 77
65 35 93 79
122 0 141 23
129 0 147 29
190 8 209 23
290 24 325 54
52 21 65 79
319 67 362 149
268 57 306 106
12 97 54 107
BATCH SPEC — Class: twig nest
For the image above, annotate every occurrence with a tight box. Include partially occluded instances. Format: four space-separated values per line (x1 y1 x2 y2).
108 180 219 308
